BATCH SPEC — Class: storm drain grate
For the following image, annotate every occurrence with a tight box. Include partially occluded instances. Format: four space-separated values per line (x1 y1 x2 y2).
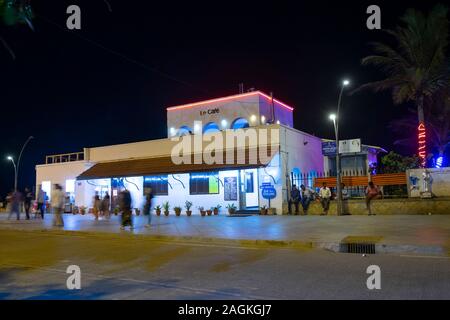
340 243 376 254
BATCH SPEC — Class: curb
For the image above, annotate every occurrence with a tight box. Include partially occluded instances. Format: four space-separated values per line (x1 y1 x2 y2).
1 226 448 257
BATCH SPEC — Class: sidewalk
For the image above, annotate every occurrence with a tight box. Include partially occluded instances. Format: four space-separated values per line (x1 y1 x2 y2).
0 213 449 256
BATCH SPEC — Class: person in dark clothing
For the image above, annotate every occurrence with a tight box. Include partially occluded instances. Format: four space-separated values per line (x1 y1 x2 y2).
24 187 33 220
144 188 154 228
119 190 133 230
36 186 46 219
288 185 301 215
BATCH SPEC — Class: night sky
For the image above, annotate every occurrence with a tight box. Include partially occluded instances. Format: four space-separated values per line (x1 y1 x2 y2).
0 0 437 196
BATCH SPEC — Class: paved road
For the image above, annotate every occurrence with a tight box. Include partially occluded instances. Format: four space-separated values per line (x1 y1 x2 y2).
1 213 449 255
0 229 449 299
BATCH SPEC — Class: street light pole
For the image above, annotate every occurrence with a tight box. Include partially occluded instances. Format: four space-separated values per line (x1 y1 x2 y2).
7 136 34 192
16 135 34 191
7 157 18 192
333 80 349 216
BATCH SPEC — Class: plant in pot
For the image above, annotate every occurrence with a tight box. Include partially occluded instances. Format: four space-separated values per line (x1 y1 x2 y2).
174 206 182 216
198 206 206 216
73 206 78 215
213 204 221 215
113 206 119 216
135 208 141 216
185 201 193 216
154 205 161 216
260 205 268 215
206 207 213 216
162 201 170 216
80 206 86 215
226 203 237 215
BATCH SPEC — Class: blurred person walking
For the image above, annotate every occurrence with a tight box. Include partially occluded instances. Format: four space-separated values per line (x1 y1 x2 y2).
119 189 133 230
24 187 33 220
101 191 111 219
7 190 21 220
93 194 101 220
51 184 65 227
144 188 154 228
36 186 46 219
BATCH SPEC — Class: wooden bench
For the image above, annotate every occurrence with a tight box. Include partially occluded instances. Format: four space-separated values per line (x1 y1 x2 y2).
314 173 407 188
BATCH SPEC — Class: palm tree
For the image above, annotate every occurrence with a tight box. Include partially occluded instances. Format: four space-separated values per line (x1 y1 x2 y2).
1 0 34 59
355 4 449 164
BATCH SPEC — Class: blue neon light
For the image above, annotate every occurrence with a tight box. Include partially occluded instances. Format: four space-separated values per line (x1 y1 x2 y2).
435 156 443 168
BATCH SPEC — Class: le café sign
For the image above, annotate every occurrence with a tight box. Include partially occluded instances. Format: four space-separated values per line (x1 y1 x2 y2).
200 108 220 116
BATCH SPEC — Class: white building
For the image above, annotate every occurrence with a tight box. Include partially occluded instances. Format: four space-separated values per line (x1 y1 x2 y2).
35 91 326 214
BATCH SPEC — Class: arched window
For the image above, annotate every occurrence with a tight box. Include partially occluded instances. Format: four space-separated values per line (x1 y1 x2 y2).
231 118 249 130
178 126 192 136
203 122 220 134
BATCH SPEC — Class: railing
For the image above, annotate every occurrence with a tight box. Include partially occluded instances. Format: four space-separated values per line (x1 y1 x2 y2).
45 152 85 164
291 170 407 198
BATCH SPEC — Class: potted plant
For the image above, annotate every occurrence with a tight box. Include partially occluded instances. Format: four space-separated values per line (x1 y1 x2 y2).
260 205 268 215
198 206 206 216
162 201 170 216
268 207 277 215
113 206 119 216
155 205 161 216
135 208 141 216
174 206 182 216
213 204 221 215
226 203 237 214
73 206 79 215
185 201 193 216
207 208 213 216
80 206 86 215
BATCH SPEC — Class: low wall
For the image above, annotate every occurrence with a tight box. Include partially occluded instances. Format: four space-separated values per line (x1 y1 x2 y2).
305 197 450 215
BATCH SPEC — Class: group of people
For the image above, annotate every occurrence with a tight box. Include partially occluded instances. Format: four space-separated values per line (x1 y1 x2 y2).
288 181 383 215
116 188 154 230
4 187 45 220
93 192 111 220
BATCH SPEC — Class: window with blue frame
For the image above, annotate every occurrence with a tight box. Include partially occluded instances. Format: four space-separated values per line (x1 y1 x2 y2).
144 175 169 195
189 172 219 195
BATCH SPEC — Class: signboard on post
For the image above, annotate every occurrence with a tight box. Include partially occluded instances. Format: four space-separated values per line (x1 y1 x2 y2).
322 142 337 156
261 182 277 200
322 139 362 156
339 139 361 154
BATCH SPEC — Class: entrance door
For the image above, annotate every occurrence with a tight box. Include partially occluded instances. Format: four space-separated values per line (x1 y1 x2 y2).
240 169 259 209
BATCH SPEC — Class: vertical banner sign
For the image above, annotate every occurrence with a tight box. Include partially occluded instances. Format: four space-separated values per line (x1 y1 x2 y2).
418 122 426 167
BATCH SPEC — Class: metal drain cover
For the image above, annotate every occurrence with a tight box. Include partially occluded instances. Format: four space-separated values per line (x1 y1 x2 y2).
340 236 383 254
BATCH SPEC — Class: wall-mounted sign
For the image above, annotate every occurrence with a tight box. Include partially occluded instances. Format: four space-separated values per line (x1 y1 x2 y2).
224 177 238 201
200 108 220 116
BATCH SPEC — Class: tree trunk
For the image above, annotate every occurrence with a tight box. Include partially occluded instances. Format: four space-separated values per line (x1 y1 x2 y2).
417 95 425 124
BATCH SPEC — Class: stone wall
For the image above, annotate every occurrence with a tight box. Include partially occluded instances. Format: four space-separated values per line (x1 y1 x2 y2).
302 198 450 215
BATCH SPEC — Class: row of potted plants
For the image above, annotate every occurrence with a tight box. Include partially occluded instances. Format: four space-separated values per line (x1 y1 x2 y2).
71 203 273 216
154 201 237 216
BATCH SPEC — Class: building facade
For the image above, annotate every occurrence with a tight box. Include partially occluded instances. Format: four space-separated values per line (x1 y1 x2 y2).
36 91 338 214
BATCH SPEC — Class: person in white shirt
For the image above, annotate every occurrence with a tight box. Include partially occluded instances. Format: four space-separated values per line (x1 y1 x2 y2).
319 182 332 215
300 184 315 215
51 184 65 227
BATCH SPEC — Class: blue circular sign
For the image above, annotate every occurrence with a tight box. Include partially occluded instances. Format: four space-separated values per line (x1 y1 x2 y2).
262 187 277 200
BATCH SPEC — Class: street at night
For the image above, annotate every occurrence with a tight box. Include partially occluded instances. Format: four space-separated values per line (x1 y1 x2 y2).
1 226 449 300
1 0 450 308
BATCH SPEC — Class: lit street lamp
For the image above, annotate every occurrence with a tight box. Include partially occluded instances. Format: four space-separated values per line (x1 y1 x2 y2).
331 79 350 216
6 136 34 192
